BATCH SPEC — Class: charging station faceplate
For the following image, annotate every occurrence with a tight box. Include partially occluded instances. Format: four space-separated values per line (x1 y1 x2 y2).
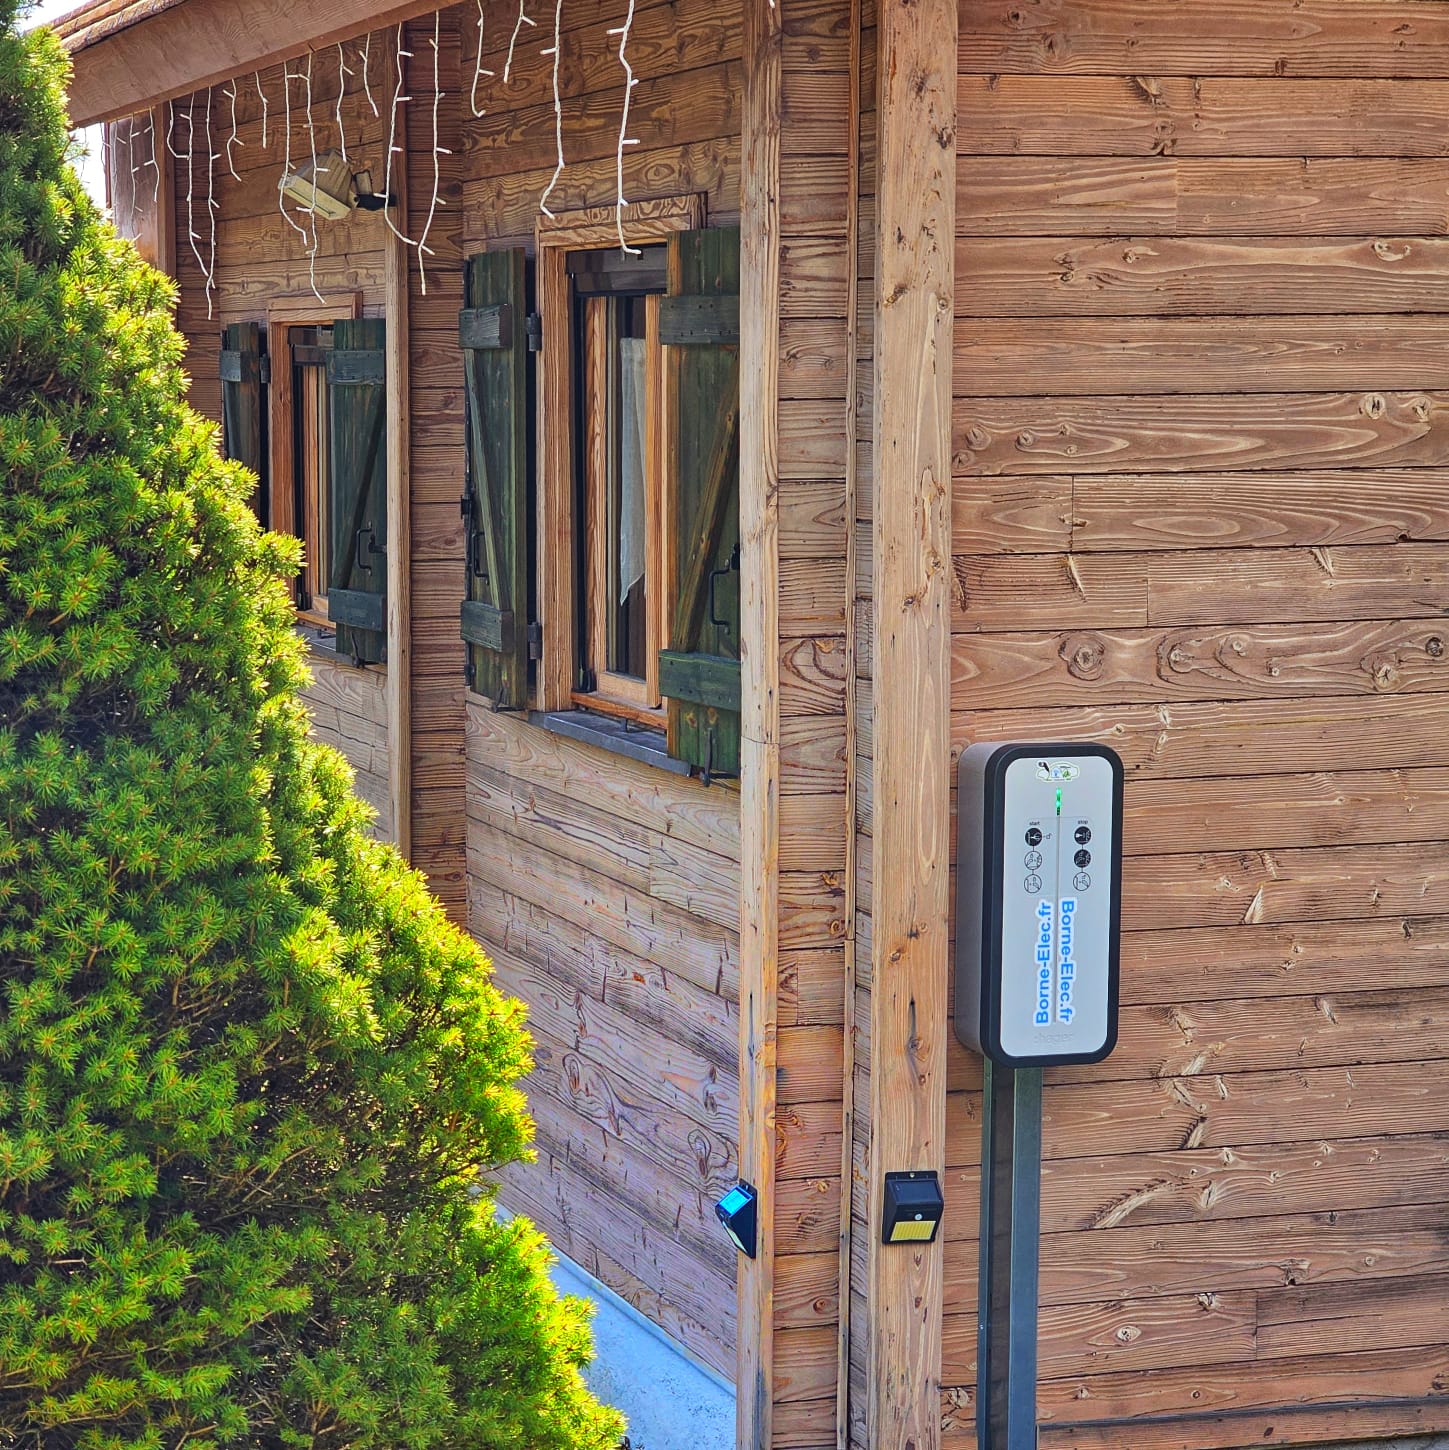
955 742 1123 1067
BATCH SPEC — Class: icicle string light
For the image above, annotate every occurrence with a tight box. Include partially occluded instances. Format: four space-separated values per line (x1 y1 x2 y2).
149 107 160 210
538 0 564 216
255 71 269 147
204 87 217 318
504 0 535 84
608 0 640 255
303 50 325 304
184 96 207 302
278 65 310 245
382 23 416 251
336 43 352 163
165 99 182 159
414 8 447 296
127 117 141 213
470 0 494 118
361 31 380 116
224 81 242 180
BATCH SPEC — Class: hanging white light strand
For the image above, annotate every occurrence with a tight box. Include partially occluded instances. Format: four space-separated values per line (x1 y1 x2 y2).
335 43 352 163
148 107 160 211
255 71 270 147
414 8 448 297
126 118 142 217
470 0 494 117
277 64 310 246
203 86 218 318
183 96 207 307
503 0 535 84
361 32 380 117
302 49 325 304
223 80 242 180
382 23 417 252
608 0 640 255
538 0 564 216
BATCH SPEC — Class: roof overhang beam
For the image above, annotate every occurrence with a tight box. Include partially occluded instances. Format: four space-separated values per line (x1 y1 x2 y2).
60 0 444 126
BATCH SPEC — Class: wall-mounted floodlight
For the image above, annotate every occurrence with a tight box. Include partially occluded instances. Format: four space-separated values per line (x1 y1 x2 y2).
882 1170 944 1244
714 1181 758 1258
280 150 354 221
280 153 396 221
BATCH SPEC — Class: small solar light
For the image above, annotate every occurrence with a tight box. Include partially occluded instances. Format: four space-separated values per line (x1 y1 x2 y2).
715 1181 759 1258
882 1170 944 1244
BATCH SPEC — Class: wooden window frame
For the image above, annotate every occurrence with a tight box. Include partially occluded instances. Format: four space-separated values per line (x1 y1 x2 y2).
267 292 362 632
534 196 704 717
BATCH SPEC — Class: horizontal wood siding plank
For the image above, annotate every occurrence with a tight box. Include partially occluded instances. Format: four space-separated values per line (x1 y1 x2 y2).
952 619 1449 708
953 392 1449 477
1070 468 1449 552
959 1 1449 78
956 236 1449 319
957 76 1449 158
955 315 1449 397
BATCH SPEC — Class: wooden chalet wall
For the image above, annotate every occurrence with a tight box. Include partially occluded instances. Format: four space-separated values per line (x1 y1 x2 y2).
930 1 1449 1446
166 59 398 842
444 0 748 1379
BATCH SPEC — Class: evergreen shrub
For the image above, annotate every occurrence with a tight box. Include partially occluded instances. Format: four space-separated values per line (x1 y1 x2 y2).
0 9 623 1446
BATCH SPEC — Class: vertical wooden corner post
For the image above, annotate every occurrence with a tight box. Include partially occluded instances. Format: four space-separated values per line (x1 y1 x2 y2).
738 0 782 1440
384 35 412 856
867 0 956 1446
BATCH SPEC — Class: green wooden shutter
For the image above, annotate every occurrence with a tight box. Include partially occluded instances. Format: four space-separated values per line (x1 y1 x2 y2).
459 248 533 709
327 317 388 665
659 227 741 779
220 321 267 521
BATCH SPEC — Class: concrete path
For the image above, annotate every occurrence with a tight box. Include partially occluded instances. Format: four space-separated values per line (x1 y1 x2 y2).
550 1251 735 1450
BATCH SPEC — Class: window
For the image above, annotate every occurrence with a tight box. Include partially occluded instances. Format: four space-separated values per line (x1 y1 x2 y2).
459 201 741 778
220 303 388 666
290 325 333 618
573 250 668 716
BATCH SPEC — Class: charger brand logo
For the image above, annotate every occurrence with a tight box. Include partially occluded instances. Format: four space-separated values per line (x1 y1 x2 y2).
1058 898 1077 1023
1036 760 1081 782
1034 900 1053 1025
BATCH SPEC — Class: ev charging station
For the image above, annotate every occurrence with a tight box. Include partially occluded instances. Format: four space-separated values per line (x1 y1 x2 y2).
955 742 1124 1450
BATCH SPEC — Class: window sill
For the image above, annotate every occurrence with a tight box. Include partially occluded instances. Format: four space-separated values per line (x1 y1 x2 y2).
296 620 385 671
531 709 691 777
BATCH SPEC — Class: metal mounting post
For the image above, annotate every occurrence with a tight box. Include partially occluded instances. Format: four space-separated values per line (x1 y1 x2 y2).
977 1060 1043 1450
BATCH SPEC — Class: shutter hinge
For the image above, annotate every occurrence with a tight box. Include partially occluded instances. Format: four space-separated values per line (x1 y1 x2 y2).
526 312 543 352
527 620 543 660
460 489 473 519
464 654 476 686
259 353 272 384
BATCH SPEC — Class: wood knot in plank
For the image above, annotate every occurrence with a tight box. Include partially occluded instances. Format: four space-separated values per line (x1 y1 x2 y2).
1060 632 1106 680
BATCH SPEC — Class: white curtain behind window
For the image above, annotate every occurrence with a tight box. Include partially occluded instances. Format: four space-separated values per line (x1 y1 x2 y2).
618 336 648 604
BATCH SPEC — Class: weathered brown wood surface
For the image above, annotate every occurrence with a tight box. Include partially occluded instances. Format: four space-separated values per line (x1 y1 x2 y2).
940 0 1449 1443
164 60 398 847
466 706 743 1378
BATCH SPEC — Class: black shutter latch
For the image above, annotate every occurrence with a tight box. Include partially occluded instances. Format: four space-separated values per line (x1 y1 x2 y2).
526 312 543 352
527 620 543 660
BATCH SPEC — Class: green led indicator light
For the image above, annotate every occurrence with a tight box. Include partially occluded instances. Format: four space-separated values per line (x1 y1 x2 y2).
1055 787 1062 814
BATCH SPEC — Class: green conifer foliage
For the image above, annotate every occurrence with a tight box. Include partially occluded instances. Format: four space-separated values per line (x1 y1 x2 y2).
0 11 624 1447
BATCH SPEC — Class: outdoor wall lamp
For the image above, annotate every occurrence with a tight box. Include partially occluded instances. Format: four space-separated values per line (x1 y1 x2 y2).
881 1170 944 1244
714 1181 758 1258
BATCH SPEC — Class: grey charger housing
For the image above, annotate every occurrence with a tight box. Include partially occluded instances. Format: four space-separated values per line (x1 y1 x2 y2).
954 741 1124 1068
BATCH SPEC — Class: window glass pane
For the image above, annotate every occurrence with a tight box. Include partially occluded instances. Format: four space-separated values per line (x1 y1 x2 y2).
292 325 332 613
607 298 649 680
